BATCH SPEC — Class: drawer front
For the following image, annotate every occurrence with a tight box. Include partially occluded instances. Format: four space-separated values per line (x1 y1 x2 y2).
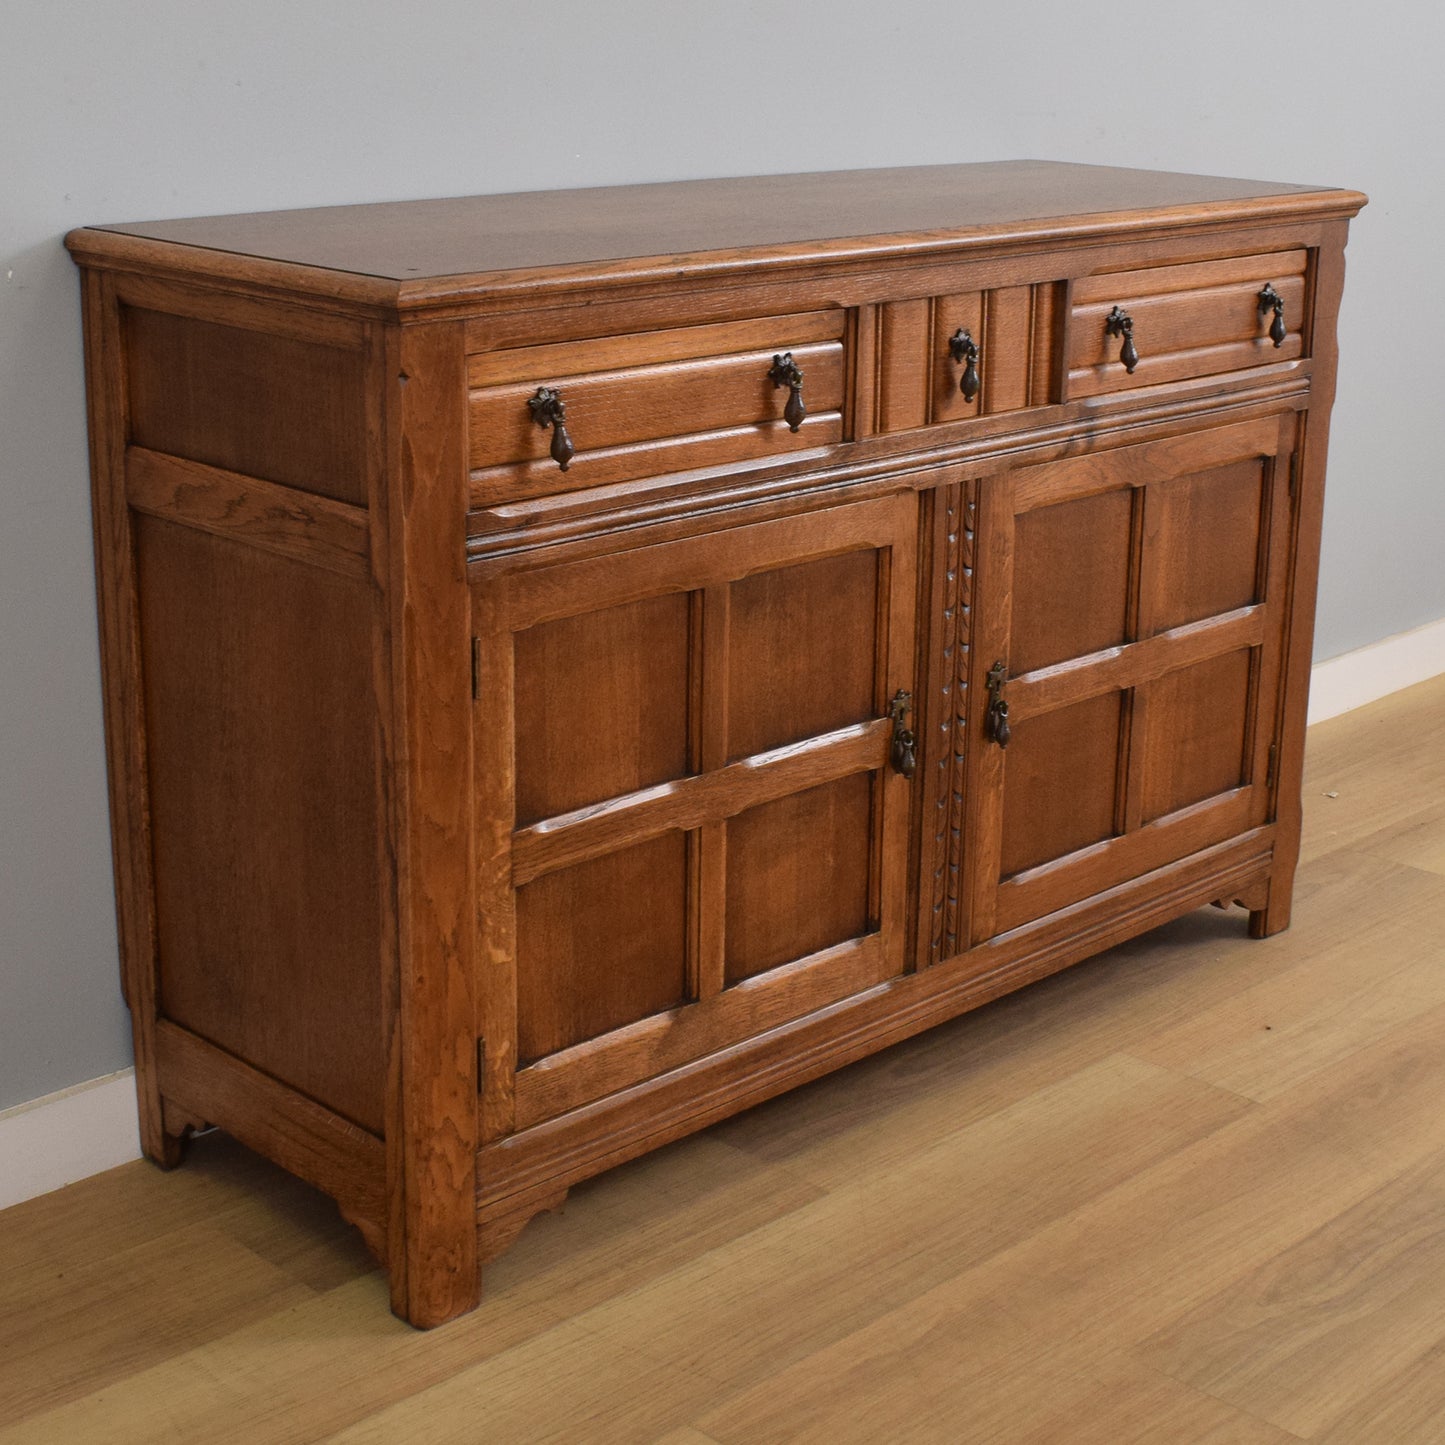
1068 250 1308 398
468 311 846 503
870 283 1062 435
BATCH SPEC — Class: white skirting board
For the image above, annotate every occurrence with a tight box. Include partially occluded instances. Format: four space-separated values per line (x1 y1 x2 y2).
3 619 1443 1213
1306 615 1445 725
0 1070 141 1211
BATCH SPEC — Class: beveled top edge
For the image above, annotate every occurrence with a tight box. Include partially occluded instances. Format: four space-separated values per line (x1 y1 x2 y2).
67 160 1366 305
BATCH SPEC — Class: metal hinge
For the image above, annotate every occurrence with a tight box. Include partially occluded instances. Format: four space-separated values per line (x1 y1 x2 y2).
471 637 482 701
1266 741 1279 791
477 1037 486 1093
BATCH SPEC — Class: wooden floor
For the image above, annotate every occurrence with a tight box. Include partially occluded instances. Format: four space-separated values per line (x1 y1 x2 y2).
4 675 1444 1444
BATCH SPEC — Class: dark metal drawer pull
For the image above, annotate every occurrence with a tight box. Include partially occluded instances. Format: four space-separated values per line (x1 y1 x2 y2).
1259 283 1287 347
948 328 982 403
768 352 807 432
527 386 575 472
1104 306 1139 374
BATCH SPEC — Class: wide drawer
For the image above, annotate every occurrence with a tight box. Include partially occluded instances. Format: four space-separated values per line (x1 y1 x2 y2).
1067 249 1308 398
468 311 846 502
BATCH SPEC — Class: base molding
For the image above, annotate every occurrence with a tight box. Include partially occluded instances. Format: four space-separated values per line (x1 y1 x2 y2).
1307 615 1445 725
0 1070 141 1210
4 622 1443 1214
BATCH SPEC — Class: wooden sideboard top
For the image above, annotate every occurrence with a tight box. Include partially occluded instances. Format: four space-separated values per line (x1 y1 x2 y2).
66 160 1366 311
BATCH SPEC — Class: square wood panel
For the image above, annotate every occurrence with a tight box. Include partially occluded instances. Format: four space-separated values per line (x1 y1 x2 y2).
727 550 878 760
1147 459 1265 634
515 831 689 1064
725 773 873 984
136 518 384 1134
513 591 692 826
1010 488 1133 674
1141 650 1253 823
1001 691 1123 878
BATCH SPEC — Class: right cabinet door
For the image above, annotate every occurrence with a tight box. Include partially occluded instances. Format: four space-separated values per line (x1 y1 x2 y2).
966 413 1296 943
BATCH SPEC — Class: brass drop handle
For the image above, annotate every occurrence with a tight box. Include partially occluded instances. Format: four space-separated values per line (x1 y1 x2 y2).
1259 283 1287 347
1104 306 1139 374
984 660 1011 748
528 386 575 471
948 328 982 403
768 352 807 432
888 689 917 780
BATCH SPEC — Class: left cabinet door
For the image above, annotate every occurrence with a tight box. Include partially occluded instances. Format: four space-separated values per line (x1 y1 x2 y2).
473 493 919 1136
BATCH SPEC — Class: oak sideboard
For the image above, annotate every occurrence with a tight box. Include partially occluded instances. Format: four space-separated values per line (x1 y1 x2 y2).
67 160 1365 1326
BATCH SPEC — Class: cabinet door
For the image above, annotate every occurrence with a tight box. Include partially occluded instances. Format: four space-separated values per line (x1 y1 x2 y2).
965 414 1295 944
474 494 918 1135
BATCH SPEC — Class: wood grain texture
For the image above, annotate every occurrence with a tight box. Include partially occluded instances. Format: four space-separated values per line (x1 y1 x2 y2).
375 321 479 1327
154 1021 386 1243
469 341 845 468
124 305 369 505
920 478 979 966
125 446 371 579
135 516 385 1134
512 589 692 825
1069 250 1309 398
70 161 1361 303
516 832 690 1064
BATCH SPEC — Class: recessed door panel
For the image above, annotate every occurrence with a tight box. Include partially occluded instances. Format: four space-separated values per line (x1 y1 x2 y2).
728 550 878 761
1140 649 1253 823
1001 691 1123 879
725 773 873 984
515 832 689 1065
1147 459 1265 634
1010 488 1133 673
513 591 692 825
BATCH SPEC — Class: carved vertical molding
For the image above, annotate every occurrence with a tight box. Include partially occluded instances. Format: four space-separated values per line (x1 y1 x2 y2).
926 478 978 966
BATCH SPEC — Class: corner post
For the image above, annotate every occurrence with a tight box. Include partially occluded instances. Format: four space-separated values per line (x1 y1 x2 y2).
370 316 479 1326
1251 219 1353 938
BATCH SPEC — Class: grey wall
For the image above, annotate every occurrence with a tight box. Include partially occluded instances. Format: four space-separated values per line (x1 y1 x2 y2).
2 0 1440 1112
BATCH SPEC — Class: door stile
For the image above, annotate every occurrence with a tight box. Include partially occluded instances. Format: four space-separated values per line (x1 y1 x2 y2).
696 583 731 1002
876 492 921 965
473 580 519 1145
966 476 1017 946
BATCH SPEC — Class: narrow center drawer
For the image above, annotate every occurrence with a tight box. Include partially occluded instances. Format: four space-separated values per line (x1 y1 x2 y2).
469 311 846 503
1068 249 1308 398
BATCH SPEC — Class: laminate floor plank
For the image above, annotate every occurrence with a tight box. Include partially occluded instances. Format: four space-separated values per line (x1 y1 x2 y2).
1136 1145 1445 1438
1356 798 1445 878
481 1133 827 1315
852 1001 1445 1359
0 1221 314 1425
0 1273 571 1445
1298 674 1445 865
695 1296 1302 1445
1126 869 1445 1101
1312 1333 1445 1444
558 1054 1253 1392
318 1317 723 1445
